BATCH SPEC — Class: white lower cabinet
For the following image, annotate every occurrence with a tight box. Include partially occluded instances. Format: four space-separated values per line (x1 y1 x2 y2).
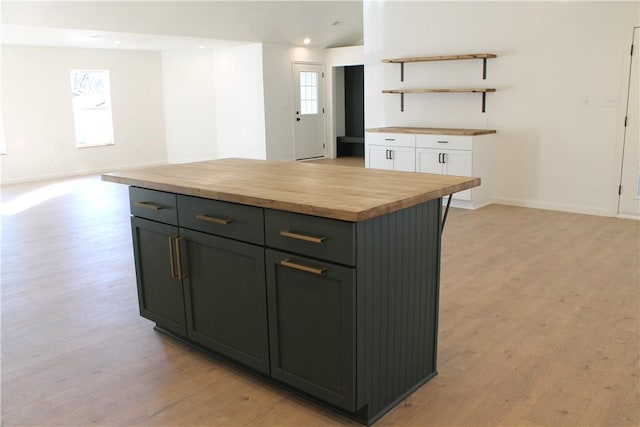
367 145 415 171
416 148 472 201
365 132 416 172
366 130 495 209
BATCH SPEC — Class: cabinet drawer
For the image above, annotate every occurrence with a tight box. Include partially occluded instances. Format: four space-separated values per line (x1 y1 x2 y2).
416 135 472 150
366 132 416 147
265 210 356 266
178 196 264 245
130 187 178 225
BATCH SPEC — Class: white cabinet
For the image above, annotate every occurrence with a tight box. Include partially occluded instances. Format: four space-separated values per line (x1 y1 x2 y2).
365 132 416 172
366 128 495 209
416 148 472 201
415 134 493 208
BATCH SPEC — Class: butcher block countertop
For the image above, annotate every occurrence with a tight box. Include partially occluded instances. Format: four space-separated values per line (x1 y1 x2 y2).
367 126 496 136
102 158 480 222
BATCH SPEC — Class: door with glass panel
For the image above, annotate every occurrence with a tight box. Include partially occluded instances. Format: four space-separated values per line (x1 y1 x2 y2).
294 62 325 160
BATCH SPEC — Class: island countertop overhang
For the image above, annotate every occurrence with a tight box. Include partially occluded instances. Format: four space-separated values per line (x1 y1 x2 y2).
101 158 480 222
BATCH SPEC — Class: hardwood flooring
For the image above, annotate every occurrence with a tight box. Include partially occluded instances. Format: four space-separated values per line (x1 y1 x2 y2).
1 173 638 426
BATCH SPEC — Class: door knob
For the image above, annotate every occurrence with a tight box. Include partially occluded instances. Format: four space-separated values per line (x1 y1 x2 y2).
296 118 301 121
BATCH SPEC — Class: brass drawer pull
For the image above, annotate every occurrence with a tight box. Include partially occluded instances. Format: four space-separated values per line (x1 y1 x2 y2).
279 230 327 244
135 201 164 210
175 237 186 279
280 259 327 276
196 214 232 225
168 237 177 278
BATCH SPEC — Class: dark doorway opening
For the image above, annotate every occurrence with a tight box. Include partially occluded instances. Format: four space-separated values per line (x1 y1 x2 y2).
336 65 364 157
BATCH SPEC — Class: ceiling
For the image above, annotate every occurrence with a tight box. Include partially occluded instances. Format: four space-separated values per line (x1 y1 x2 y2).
0 1 364 51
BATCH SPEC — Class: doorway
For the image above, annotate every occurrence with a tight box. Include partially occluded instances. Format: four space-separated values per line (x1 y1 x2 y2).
618 27 639 218
335 65 364 158
293 62 325 160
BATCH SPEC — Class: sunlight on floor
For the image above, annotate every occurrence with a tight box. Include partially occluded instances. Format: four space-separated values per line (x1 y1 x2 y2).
0 179 88 216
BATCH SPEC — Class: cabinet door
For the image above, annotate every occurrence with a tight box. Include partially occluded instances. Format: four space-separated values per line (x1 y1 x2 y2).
366 145 391 170
180 228 269 374
442 150 472 201
131 217 186 335
265 249 356 411
416 148 444 174
390 146 416 172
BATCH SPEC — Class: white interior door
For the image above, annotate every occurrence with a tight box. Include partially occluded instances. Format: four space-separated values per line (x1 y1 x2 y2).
618 28 640 217
294 62 325 160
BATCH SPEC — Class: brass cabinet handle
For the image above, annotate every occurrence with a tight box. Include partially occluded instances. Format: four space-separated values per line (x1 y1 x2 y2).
279 230 326 244
175 237 186 279
135 201 164 210
168 237 177 278
280 259 327 275
196 214 232 225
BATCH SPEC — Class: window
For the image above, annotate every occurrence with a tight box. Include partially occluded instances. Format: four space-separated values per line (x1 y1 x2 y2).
299 71 318 115
70 70 114 147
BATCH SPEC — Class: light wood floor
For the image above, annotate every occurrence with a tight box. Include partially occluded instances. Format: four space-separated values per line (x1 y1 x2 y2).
1 173 638 426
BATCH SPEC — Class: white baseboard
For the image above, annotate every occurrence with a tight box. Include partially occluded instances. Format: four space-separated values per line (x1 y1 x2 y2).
616 213 640 220
1 160 168 186
493 196 614 218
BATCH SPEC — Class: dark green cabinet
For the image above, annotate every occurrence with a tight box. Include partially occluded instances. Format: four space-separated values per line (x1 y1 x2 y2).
265 249 356 411
180 228 269 373
129 188 269 374
128 186 444 425
131 217 187 336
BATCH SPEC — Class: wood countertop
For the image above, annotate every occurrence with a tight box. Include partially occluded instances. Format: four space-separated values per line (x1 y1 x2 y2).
367 127 496 136
102 158 480 222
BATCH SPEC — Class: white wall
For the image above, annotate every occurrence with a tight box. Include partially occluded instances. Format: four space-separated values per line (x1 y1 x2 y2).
364 1 639 216
164 43 327 163
262 44 325 160
326 45 364 158
1 45 167 183
214 43 267 160
162 49 217 164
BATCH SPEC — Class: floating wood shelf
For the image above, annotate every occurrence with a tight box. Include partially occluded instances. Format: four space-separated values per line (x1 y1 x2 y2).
366 126 497 136
382 88 496 112
382 53 497 81
382 53 497 63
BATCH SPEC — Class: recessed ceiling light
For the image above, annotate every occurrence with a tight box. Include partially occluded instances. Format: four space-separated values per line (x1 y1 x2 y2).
303 38 311 45
198 45 206 49
113 41 121 45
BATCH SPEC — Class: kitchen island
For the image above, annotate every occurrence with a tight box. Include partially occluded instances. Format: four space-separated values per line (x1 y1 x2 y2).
102 158 479 425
